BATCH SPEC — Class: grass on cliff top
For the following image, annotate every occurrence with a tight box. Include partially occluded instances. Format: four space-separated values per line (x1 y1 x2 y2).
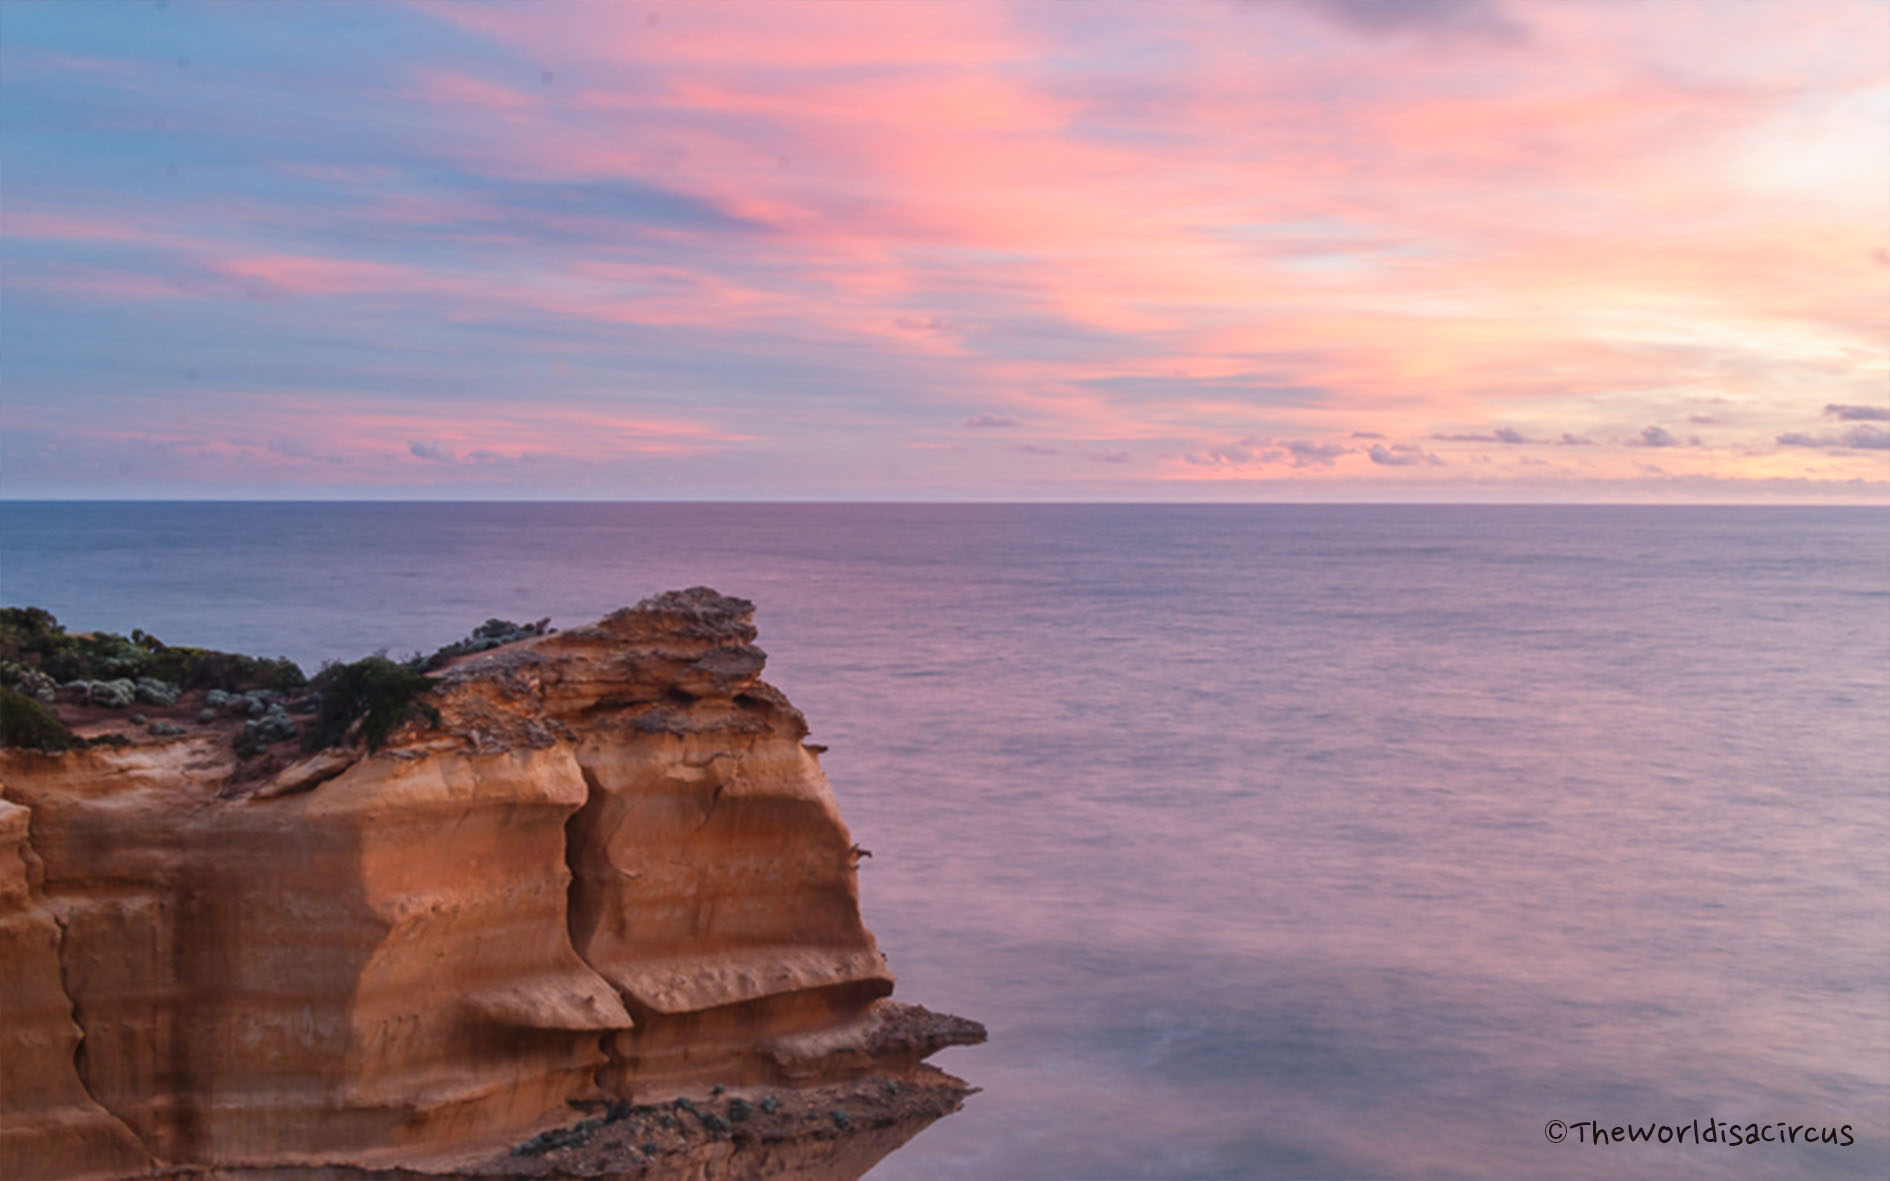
0 606 305 692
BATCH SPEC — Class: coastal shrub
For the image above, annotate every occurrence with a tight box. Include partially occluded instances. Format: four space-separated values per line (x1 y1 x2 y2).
140 645 305 693
419 617 553 671
0 687 77 751
0 607 304 693
302 657 440 752
235 705 300 757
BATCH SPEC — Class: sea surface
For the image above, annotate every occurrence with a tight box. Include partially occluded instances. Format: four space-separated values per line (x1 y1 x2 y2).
2 502 1886 1180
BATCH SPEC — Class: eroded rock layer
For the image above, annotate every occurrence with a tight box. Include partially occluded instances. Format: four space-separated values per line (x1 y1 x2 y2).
0 590 980 1179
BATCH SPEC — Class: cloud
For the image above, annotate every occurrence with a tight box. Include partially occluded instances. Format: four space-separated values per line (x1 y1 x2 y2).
7 1 1887 500
1635 426 1680 447
896 316 953 334
1367 443 1443 466
1825 404 1890 422
1089 449 1133 464
1269 0 1520 39
1779 426 1890 450
1285 440 1348 467
1185 440 1272 466
1010 442 1060 455
1432 428 1532 444
267 437 320 460
451 172 770 238
1078 374 1326 408
1186 436 1347 468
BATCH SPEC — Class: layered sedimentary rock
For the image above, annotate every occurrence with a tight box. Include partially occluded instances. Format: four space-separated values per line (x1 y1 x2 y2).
0 590 980 1179
0 800 151 1177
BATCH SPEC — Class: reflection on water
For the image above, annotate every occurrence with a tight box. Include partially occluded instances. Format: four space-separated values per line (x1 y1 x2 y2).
4 503 1886 1179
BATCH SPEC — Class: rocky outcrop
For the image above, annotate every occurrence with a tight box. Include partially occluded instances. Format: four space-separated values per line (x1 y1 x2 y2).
0 799 151 1178
0 590 981 1179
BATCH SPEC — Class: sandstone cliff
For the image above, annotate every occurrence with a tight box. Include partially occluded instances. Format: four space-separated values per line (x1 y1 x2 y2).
0 590 980 1180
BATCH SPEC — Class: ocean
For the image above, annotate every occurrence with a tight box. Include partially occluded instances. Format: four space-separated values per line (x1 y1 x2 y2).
2 502 1885 1180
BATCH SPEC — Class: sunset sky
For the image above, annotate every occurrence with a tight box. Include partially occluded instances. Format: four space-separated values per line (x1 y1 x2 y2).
2 0 1886 500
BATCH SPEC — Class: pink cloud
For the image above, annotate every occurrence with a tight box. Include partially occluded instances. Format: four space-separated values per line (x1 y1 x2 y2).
26 392 753 475
408 69 546 113
214 254 424 296
8 1 1884 496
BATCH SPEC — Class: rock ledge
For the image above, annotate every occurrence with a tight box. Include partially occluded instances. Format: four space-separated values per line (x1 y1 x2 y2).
0 591 981 1180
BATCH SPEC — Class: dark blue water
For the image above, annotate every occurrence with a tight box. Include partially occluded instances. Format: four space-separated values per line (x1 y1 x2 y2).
3 503 1886 1179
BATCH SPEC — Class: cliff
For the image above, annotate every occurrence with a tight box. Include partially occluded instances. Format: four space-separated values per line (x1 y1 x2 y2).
0 590 981 1179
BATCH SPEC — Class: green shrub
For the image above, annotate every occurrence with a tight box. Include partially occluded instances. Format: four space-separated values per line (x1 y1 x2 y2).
141 645 306 692
0 687 76 752
0 607 304 693
303 657 440 752
418 617 552 671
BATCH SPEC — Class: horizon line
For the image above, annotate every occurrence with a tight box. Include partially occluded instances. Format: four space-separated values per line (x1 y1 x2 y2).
4 497 1886 508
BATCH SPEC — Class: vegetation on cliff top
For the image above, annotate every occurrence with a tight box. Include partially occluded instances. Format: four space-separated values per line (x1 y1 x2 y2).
0 608 553 755
0 687 78 752
0 607 305 693
416 617 552 671
301 658 440 753
299 618 550 751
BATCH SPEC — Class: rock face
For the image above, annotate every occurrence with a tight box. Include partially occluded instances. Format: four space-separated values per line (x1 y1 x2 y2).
0 590 981 1179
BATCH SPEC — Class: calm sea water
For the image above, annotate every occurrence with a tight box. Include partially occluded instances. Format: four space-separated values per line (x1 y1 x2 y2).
2 502 1886 1180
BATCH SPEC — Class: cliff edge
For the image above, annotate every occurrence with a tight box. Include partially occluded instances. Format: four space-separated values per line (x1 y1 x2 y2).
0 589 981 1180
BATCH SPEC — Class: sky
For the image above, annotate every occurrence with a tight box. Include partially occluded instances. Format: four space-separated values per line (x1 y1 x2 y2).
1 0 1886 501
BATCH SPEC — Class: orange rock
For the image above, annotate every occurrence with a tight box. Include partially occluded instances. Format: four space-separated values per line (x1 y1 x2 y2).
0 798 152 1179
0 589 980 1177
